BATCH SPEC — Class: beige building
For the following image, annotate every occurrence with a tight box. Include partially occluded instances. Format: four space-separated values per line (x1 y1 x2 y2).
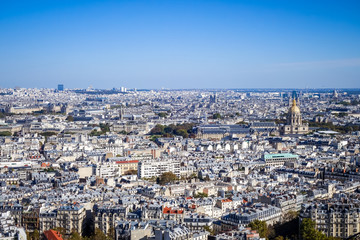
301 201 360 238
56 204 86 236
280 99 309 135
39 204 86 237
115 160 139 175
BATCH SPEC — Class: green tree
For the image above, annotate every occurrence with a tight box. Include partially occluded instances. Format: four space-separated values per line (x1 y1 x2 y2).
150 124 165 135
194 192 208 198
66 115 74 121
53 227 66 236
274 236 284 240
124 169 137 175
212 113 222 119
92 228 107 240
175 129 188 138
0 131 12 136
248 220 268 238
106 227 115 240
300 218 320 240
203 225 215 235
32 229 40 240
283 211 299 222
157 112 168 118
99 123 110 133
70 230 82 240
158 172 177 185
40 132 57 137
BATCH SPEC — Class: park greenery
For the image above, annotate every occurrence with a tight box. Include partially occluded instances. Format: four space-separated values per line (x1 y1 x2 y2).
157 171 177 185
307 121 360 133
194 192 208 198
89 123 111 136
157 112 168 118
149 123 196 139
66 115 74 121
0 131 12 136
248 214 340 240
211 113 222 119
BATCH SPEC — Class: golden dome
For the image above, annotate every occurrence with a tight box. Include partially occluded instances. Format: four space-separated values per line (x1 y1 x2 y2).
290 99 300 114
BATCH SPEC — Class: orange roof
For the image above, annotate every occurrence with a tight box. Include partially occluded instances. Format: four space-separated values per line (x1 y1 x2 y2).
221 199 232 203
163 207 183 214
44 230 63 240
186 197 192 200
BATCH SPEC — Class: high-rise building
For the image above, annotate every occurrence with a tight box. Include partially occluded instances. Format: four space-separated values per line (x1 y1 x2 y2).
57 84 64 91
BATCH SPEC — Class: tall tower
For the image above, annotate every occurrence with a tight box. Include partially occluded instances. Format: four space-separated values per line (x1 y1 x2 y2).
119 106 125 120
281 98 309 135
287 99 302 126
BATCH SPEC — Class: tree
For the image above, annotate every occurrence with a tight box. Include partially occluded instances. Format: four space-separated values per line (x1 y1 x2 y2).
32 229 40 240
283 211 299 222
99 123 110 133
158 172 177 185
106 227 115 240
66 115 74 121
0 131 12 136
157 112 168 118
124 169 137 175
194 192 208 198
40 132 57 137
53 227 66 237
212 113 222 119
248 220 268 238
300 218 317 240
92 228 107 240
70 230 82 240
274 236 284 240
150 124 165 135
203 225 215 235
175 129 188 138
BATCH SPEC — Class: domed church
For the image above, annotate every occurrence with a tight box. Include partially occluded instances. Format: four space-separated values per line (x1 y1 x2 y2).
280 98 309 135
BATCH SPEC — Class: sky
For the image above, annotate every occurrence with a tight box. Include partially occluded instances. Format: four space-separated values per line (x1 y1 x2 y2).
0 0 359 89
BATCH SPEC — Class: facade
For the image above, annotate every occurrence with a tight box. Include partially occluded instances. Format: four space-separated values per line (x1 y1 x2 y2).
263 153 299 167
56 205 86 237
221 205 281 229
115 160 139 175
301 201 360 239
138 159 180 179
280 99 309 135
195 125 250 140
94 204 127 235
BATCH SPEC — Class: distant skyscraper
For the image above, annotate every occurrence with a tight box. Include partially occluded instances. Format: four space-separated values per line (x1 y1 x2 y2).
58 84 64 91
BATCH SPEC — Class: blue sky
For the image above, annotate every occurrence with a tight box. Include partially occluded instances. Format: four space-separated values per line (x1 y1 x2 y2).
0 0 359 89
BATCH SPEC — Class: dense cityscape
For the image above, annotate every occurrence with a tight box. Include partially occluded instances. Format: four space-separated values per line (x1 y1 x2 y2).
0 87 360 240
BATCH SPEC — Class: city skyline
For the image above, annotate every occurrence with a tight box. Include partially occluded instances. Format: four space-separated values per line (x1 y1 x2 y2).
1 0 360 89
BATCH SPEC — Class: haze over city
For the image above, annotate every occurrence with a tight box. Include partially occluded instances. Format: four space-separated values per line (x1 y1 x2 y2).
1 0 360 89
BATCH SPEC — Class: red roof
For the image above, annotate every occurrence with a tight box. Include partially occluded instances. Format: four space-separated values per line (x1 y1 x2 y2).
116 160 139 164
44 230 63 240
163 207 183 214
